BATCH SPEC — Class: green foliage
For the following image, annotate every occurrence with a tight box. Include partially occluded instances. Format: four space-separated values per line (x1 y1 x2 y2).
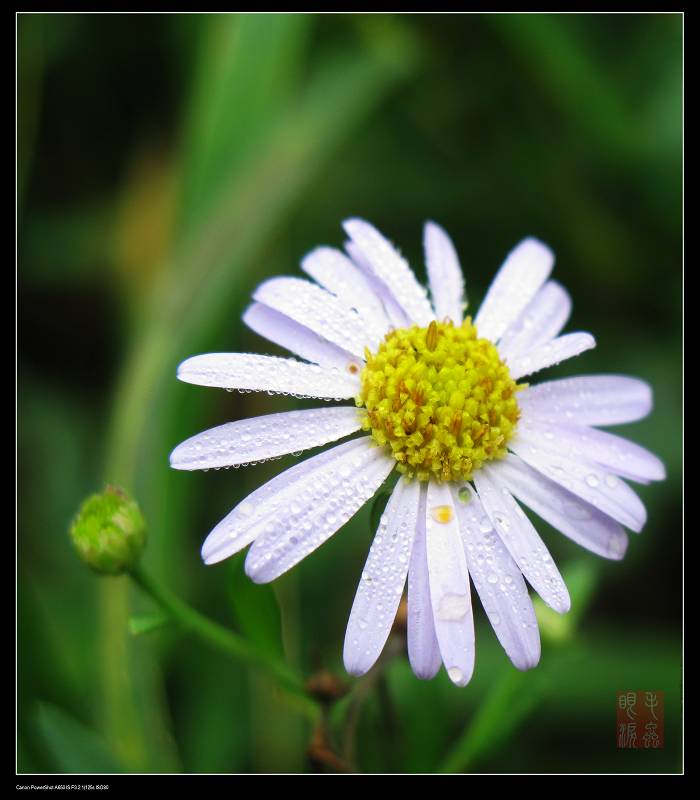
227 553 284 660
128 612 171 636
34 705 126 773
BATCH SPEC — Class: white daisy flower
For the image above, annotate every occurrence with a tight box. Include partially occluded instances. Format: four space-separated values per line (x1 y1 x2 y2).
170 219 665 687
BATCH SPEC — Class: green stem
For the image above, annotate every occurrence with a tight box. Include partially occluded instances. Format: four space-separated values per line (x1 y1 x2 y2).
129 565 319 719
341 633 402 766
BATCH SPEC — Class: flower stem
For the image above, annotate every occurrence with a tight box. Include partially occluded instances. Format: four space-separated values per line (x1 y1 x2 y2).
341 633 403 766
129 564 319 719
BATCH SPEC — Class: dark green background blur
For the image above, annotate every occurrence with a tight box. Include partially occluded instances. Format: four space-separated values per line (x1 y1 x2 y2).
18 13 682 774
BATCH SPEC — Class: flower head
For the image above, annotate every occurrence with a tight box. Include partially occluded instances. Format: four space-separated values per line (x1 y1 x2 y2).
171 219 665 686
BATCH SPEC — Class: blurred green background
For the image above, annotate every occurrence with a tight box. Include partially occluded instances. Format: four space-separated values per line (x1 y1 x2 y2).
18 13 682 774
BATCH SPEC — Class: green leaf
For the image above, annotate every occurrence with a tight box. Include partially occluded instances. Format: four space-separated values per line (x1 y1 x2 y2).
226 553 284 660
34 703 126 773
438 669 547 773
128 611 171 636
179 13 311 235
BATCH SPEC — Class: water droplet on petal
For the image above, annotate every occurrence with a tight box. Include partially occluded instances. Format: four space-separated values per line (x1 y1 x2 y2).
437 592 470 621
447 666 464 684
431 505 454 524
493 512 510 532
479 516 493 533
457 486 472 504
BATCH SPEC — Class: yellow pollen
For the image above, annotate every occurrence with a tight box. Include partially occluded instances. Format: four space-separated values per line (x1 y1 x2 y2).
430 505 454 524
356 318 523 482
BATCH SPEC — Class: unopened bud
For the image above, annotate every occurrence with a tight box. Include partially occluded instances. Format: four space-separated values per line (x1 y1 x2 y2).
69 485 146 575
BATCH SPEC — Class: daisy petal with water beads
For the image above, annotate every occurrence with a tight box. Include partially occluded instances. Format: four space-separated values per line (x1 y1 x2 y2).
171 218 665 687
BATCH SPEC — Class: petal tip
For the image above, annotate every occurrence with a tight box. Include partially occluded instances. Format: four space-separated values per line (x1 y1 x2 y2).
423 219 441 238
176 357 196 383
341 217 368 240
607 531 629 560
583 332 596 349
520 236 554 258
446 664 473 687
169 445 185 470
409 659 441 681
558 594 572 615
512 649 541 672
243 553 270 584
200 538 228 566
343 656 370 678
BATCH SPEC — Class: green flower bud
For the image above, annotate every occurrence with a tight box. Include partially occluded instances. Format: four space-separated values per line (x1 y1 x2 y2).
69 486 146 575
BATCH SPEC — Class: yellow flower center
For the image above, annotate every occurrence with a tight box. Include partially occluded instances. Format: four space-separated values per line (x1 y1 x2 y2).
356 319 523 482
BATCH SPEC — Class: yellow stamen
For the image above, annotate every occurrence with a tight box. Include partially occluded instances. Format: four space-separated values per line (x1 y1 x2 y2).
356 319 522 482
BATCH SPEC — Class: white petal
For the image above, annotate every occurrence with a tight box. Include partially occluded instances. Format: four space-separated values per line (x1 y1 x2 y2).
254 276 369 359
517 375 653 426
301 246 391 342
509 428 647 533
343 478 421 676
493 454 629 561
243 302 362 372
343 218 435 326
201 437 373 565
244 441 394 583
497 281 572 361
473 467 571 614
407 484 441 680
451 485 541 670
425 480 475 687
170 407 361 471
507 333 596 380
517 418 665 485
177 352 359 399
345 240 409 328
424 221 465 324
475 238 554 343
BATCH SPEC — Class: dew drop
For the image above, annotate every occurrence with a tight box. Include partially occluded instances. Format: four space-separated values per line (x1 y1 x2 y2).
437 593 470 621
493 512 510 532
447 666 464 684
431 505 454 524
457 486 472 504
238 501 254 518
